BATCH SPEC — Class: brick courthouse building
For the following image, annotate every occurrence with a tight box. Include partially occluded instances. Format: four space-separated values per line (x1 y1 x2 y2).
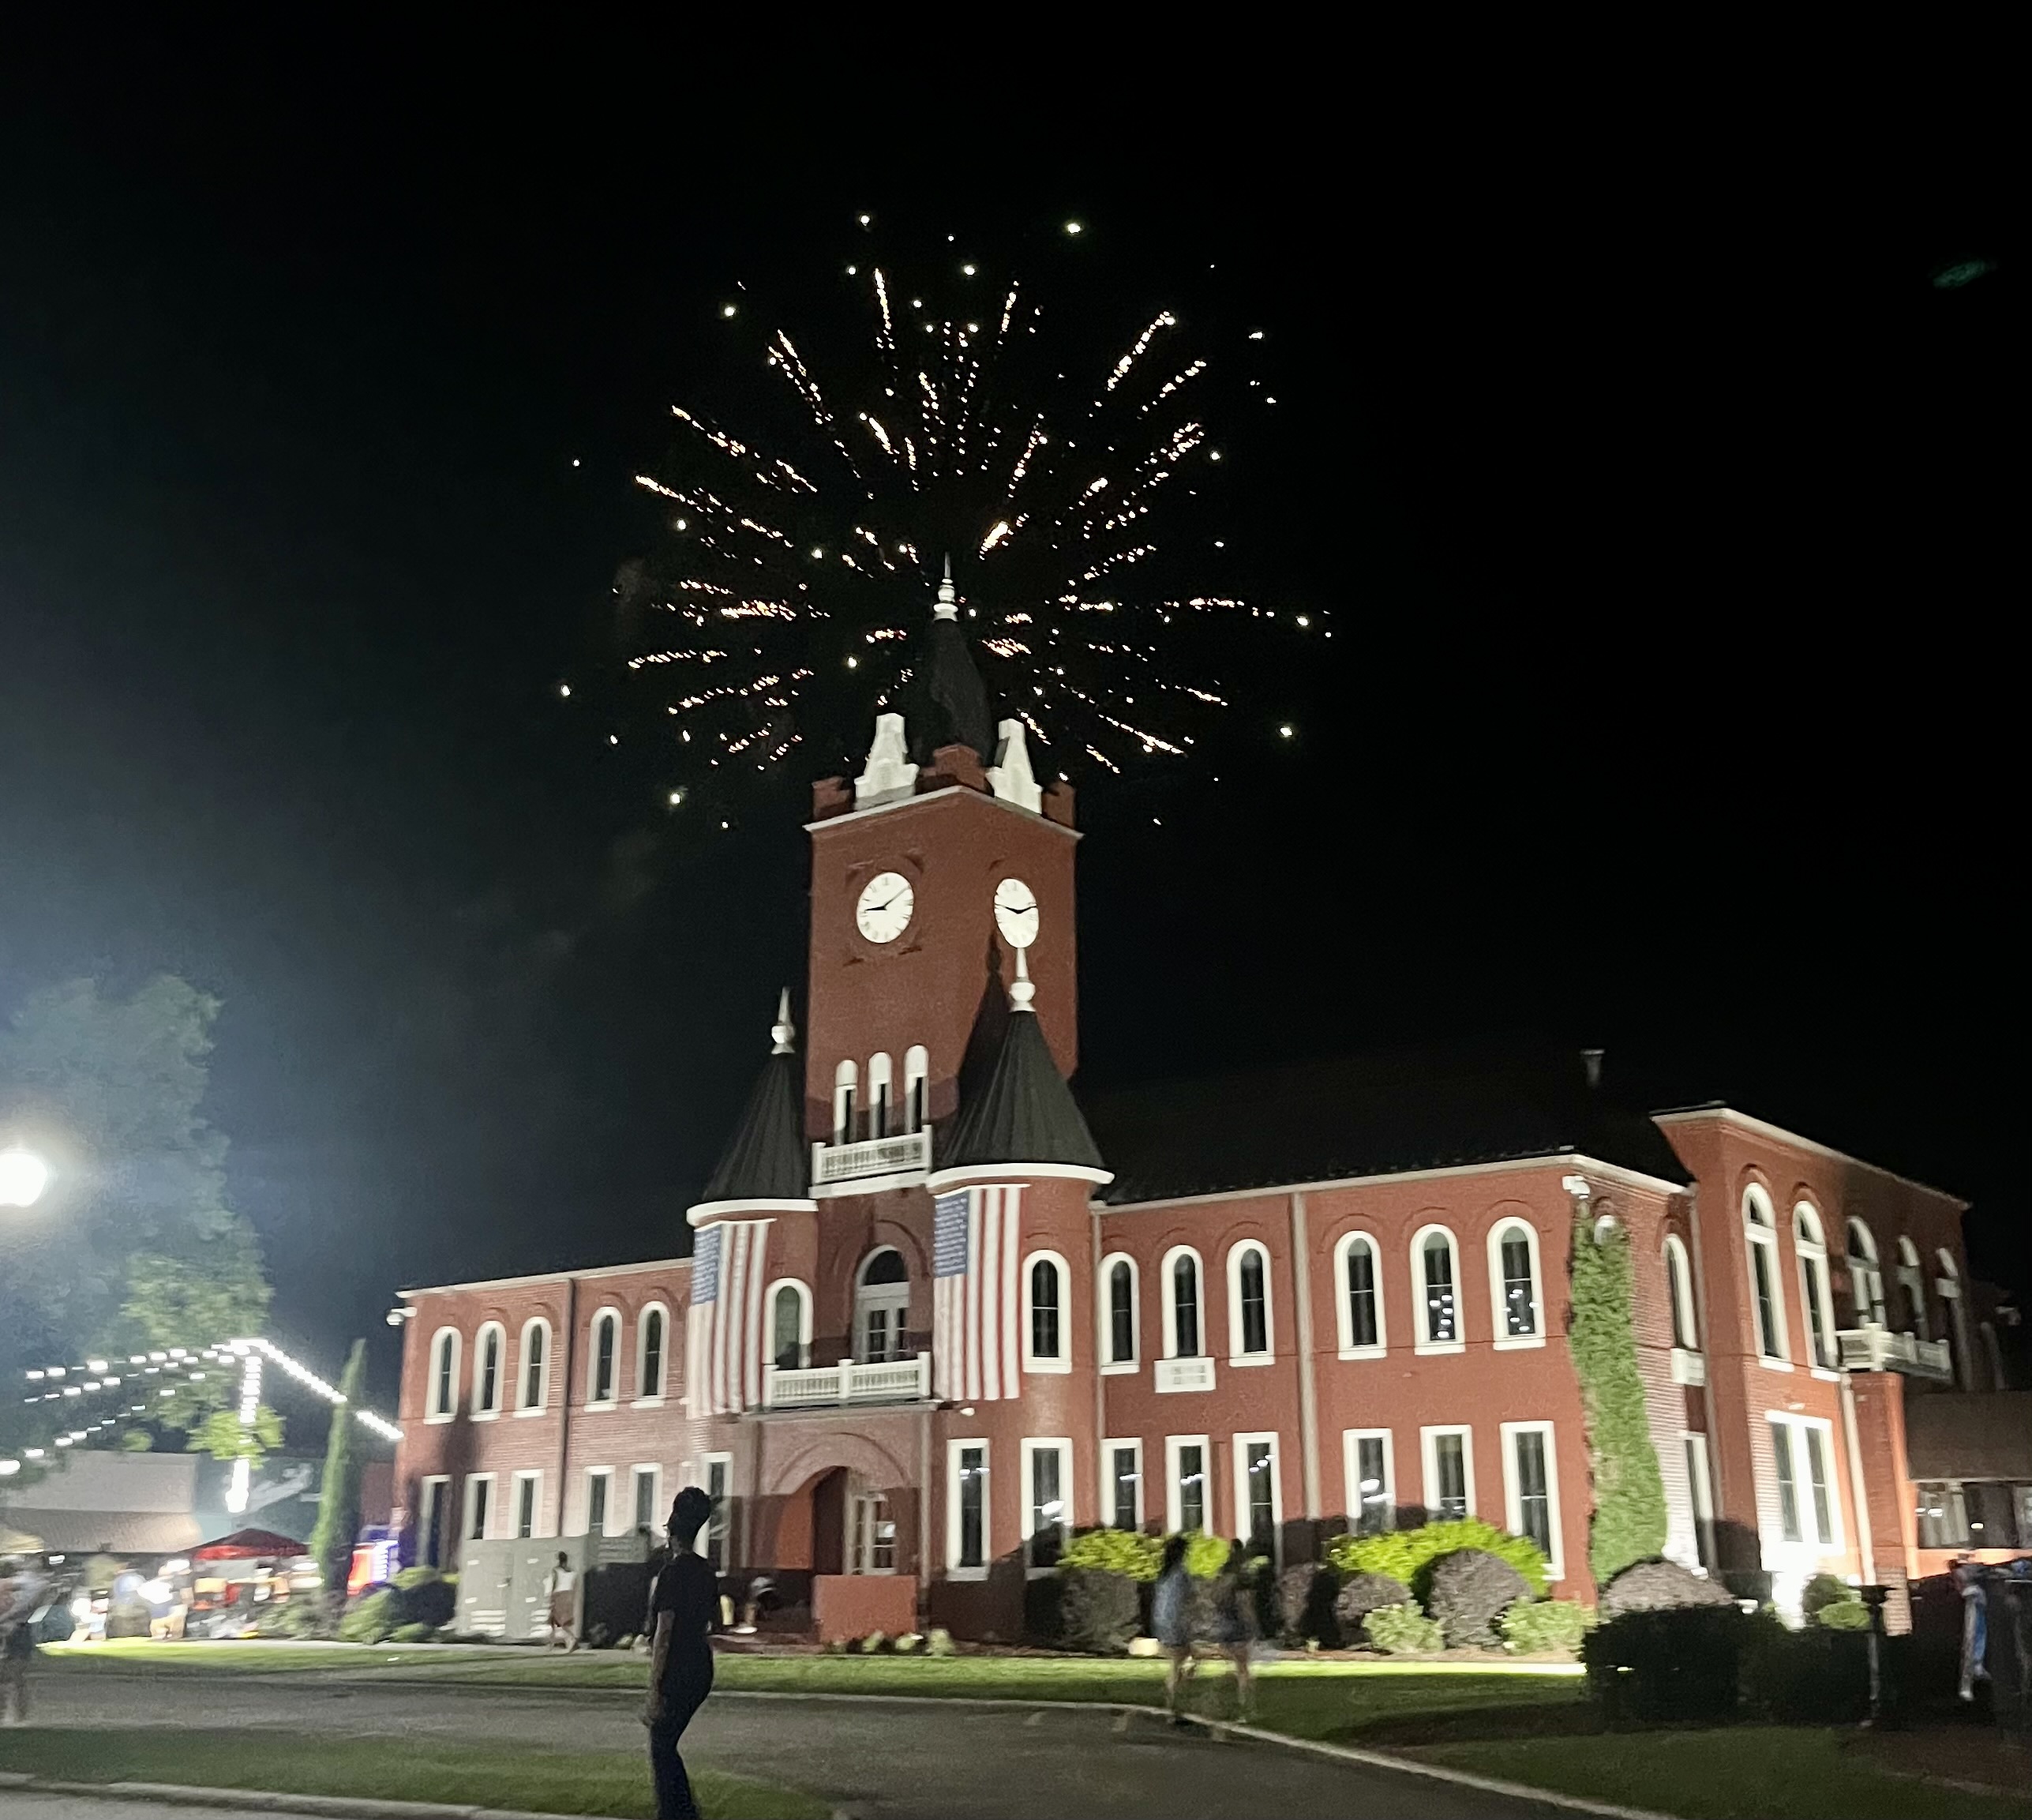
393 580 2025 1639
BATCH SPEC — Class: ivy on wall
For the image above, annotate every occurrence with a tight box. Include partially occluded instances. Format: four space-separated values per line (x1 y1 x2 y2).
1569 1203 1669 1585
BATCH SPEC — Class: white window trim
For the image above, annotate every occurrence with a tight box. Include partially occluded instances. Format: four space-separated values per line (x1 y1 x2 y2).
1486 1218 1546 1352
698 1452 733 1563
766 1278 815 1372
1226 1240 1275 1365
471 1320 506 1419
510 1468 544 1540
1681 1431 1715 1574
580 1465 616 1537
1098 1251 1140 1374
1743 1185 1790 1365
1101 1437 1145 1530
1232 1432 1284 1555
1343 1428 1396 1532
630 1463 663 1536
1022 1248 1074 1374
1165 1433 1213 1535
1412 1225 1466 1355
585 1306 623 1409
1020 1436 1075 1572
426 1327 462 1423
946 1437 990 1580
515 1316 552 1416
902 1044 929 1132
1844 1218 1885 1327
1663 1235 1699 1353
1793 1203 1837 1371
1500 1420 1564 1582
1160 1244 1205 1360
418 1474 451 1565
1764 1411 1844 1554
1333 1231 1387 1360
635 1301 671 1405
1419 1424 1475 1519
832 1057 858 1143
867 1051 894 1138
464 1471 497 1542
854 1248 911 1362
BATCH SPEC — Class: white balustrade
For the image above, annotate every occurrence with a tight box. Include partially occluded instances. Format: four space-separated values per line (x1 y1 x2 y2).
1836 1326 1953 1380
763 1351 932 1409
811 1128 932 1188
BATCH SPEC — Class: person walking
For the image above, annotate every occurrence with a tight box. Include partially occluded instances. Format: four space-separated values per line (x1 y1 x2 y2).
0 1558 42 1726
1151 1533 1198 1725
1209 1540 1258 1723
643 1488 718 1820
542 1552 578 1651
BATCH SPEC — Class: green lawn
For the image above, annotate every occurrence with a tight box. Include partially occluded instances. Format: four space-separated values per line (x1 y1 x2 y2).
0 1726 827 1820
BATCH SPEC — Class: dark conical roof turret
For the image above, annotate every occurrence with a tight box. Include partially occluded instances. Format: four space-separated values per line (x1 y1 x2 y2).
699 990 810 1205
939 954 1108 1175
909 557 995 765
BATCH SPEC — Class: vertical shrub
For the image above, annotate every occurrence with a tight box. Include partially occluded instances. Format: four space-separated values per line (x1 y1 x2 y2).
1569 1206 1667 1585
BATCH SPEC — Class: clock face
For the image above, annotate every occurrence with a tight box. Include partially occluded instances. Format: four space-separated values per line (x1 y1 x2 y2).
993 876 1040 949
856 871 915 944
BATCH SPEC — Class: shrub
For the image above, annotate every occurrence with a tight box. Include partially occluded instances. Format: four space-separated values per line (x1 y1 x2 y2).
391 1567 458 1630
893 1632 922 1654
1599 1558 1734 1620
925 1627 956 1657
1059 1569 1141 1655
389 1622 440 1643
1333 1570 1413 1642
1363 1602 1445 1655
1327 1520 1548 1600
1570 1203 1668 1582
1179 1532 1228 1578
1277 1563 1340 1645
1059 1528 1163 1582
1502 1598 1592 1656
1801 1573 1868 1630
1584 1605 1745 1721
1817 1597 1871 1632
859 1630 887 1654
338 1589 401 1645
1741 1613 1870 1721
1428 1549 1531 1648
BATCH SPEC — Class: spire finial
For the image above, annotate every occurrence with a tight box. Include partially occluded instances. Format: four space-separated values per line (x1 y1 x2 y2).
770 988 796 1054
1008 946 1036 1013
934 554 959 621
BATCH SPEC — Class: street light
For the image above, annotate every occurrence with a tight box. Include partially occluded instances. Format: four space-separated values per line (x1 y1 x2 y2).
0 1145 51 1208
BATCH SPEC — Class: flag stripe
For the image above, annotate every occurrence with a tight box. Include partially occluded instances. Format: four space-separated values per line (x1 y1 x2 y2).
1002 1184 1022 1393
744 1223 768 1409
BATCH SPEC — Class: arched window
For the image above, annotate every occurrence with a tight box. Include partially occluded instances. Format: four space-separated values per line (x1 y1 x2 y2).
856 1248 910 1363
1895 1236 1929 1339
1793 1205 1835 1369
1025 1251 1069 1371
427 1327 460 1420
903 1045 929 1134
1162 1247 1204 1359
1334 1232 1385 1355
768 1280 812 1372
1663 1236 1697 1352
1100 1255 1138 1368
868 1052 894 1139
1226 1240 1272 1360
587 1309 620 1405
1845 1218 1886 1327
1937 1249 1969 1387
637 1304 668 1401
1742 1187 1786 1361
518 1317 550 1412
1487 1218 1543 1345
473 1322 504 1417
832 1059 858 1144
1413 1225 1462 1349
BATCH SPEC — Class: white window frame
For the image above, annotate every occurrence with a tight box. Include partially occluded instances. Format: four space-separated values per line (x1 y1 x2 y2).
1894 1235 1929 1339
1343 1428 1396 1533
1020 1436 1075 1571
581 1465 615 1537
1663 1235 1699 1352
1022 1248 1073 1374
1160 1245 1205 1360
1844 1218 1886 1327
586 1306 622 1408
1743 1185 1790 1368
765 1278 814 1372
1420 1424 1475 1519
1165 1433 1213 1535
832 1057 858 1143
1936 1249 1970 1388
1100 1437 1145 1531
946 1437 990 1579
630 1463 662 1536
511 1468 543 1540
1500 1420 1564 1581
1486 1218 1546 1351
698 1452 732 1568
516 1316 552 1416
1412 1224 1465 1355
464 1470 497 1541
902 1044 929 1133
426 1327 461 1422
418 1474 452 1568
471 1320 506 1418
1098 1251 1139 1373
634 1301 670 1405
1682 1432 1715 1572
1765 1412 1843 1553
854 1247 911 1363
1792 1204 1836 1372
1333 1230 1387 1359
1226 1240 1274 1364
867 1050 894 1139
1232 1432 1284 1555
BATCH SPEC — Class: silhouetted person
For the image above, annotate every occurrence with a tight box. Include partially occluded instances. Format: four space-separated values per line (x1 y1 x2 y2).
1152 1533 1198 1724
643 1488 717 1820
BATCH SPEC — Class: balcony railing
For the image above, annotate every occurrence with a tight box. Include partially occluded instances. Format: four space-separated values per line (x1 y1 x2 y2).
811 1128 932 1188
1837 1326 1954 1381
763 1351 932 1410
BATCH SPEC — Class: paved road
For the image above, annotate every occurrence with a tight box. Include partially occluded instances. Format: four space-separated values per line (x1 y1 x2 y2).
9 1799 287 1820
27 1672 1576 1820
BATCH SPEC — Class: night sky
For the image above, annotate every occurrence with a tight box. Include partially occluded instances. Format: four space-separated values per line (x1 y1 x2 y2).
2 45 2015 1415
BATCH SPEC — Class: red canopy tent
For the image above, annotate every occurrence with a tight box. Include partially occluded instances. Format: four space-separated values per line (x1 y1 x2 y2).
192 1529 306 1562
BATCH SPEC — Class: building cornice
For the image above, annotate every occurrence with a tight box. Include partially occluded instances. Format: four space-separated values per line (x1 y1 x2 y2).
805 782 1080 840
1651 1105 1965 1208
926 1161 1115 1193
686 1198 815 1228
400 1255 692 1299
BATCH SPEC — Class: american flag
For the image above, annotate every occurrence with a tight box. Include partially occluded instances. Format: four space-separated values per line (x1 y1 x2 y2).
688 1219 771 1417
933 1185 1024 1401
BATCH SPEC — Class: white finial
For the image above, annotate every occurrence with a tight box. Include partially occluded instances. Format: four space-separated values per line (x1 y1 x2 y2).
770 989 796 1054
934 554 959 621
1008 947 1036 1013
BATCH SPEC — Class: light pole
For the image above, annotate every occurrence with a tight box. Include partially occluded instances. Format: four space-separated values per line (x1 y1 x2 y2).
0 1144 51 1209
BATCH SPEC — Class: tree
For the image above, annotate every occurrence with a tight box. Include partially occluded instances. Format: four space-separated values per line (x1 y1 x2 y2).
307 1340 368 1610
1569 1204 1668 1586
1 976 276 1476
